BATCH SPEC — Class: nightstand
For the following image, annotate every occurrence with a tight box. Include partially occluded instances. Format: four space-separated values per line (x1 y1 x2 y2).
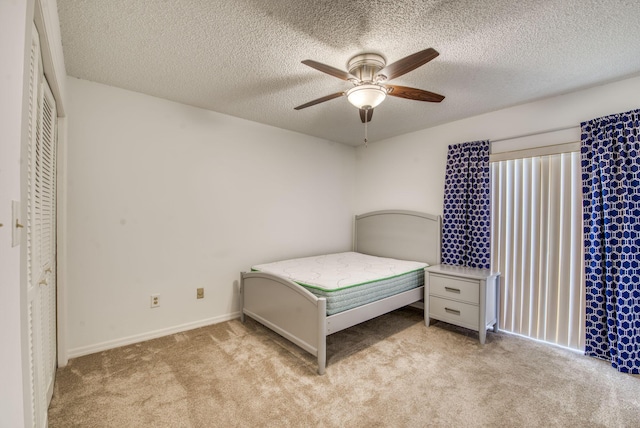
425 264 500 344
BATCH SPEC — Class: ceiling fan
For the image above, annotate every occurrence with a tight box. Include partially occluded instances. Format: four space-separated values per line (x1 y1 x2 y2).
294 48 445 124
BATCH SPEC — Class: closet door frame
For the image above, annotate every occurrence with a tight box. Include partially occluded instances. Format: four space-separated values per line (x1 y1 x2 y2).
33 0 69 369
26 20 60 427
18 2 68 427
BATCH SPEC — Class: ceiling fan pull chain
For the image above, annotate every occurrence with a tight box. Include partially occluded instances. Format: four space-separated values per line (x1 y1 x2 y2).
364 117 368 147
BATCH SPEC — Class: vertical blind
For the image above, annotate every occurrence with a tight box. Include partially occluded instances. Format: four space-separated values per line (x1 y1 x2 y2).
491 152 585 350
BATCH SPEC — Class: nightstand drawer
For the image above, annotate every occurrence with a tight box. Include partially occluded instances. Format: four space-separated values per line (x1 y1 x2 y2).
429 296 479 328
429 274 479 304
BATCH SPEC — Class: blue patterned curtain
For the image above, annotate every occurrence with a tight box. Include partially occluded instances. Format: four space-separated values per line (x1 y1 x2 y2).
442 140 491 269
581 109 640 374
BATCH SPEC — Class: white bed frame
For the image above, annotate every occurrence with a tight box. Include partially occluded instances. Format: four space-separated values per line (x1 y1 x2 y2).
240 210 441 375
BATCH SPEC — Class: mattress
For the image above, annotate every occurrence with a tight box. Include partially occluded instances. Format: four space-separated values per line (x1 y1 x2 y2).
251 252 427 315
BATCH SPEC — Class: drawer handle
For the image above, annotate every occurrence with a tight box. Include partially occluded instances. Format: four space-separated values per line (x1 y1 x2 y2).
445 307 461 316
444 287 461 294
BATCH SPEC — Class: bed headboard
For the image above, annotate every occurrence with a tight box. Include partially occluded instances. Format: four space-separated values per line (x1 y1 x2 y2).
354 210 441 266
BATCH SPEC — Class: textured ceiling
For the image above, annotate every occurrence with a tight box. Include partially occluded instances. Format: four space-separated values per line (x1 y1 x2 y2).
57 0 640 146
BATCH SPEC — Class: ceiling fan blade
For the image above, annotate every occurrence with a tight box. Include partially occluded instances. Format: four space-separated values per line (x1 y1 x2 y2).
294 92 344 110
359 108 374 123
301 60 357 81
386 85 445 102
376 48 439 81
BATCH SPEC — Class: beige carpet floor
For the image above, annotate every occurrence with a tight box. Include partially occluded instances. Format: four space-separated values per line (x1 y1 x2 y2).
49 307 640 427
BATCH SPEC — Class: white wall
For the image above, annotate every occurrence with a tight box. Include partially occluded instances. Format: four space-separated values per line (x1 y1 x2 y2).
65 78 356 356
0 0 34 426
65 73 640 357
355 75 640 214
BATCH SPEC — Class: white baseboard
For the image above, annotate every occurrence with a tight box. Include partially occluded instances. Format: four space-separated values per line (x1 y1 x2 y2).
66 312 241 360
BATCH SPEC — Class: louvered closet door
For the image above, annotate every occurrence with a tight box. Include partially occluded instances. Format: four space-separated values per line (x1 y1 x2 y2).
39 76 57 407
26 23 58 428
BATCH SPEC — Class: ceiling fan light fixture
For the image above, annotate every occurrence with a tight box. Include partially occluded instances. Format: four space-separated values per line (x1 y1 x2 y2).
346 84 387 110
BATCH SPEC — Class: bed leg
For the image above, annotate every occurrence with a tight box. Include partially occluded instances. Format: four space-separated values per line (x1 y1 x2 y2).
317 298 327 375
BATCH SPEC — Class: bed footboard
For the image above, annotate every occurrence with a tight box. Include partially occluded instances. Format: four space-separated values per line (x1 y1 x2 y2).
240 272 328 375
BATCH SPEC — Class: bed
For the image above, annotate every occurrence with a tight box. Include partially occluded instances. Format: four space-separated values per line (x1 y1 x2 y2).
240 210 441 374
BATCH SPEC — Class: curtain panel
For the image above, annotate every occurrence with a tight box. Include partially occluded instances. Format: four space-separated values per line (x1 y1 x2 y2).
442 140 491 269
581 109 640 374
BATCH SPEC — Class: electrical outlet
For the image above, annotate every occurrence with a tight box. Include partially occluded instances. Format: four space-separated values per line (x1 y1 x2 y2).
150 294 160 308
197 288 204 299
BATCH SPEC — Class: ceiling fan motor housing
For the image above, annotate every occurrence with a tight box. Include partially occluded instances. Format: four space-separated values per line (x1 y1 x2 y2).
347 53 386 83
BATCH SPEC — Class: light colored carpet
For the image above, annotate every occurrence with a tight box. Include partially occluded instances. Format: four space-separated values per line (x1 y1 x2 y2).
49 307 640 427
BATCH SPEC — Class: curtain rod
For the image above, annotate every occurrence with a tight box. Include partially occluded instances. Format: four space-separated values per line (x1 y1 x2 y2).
490 125 580 143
